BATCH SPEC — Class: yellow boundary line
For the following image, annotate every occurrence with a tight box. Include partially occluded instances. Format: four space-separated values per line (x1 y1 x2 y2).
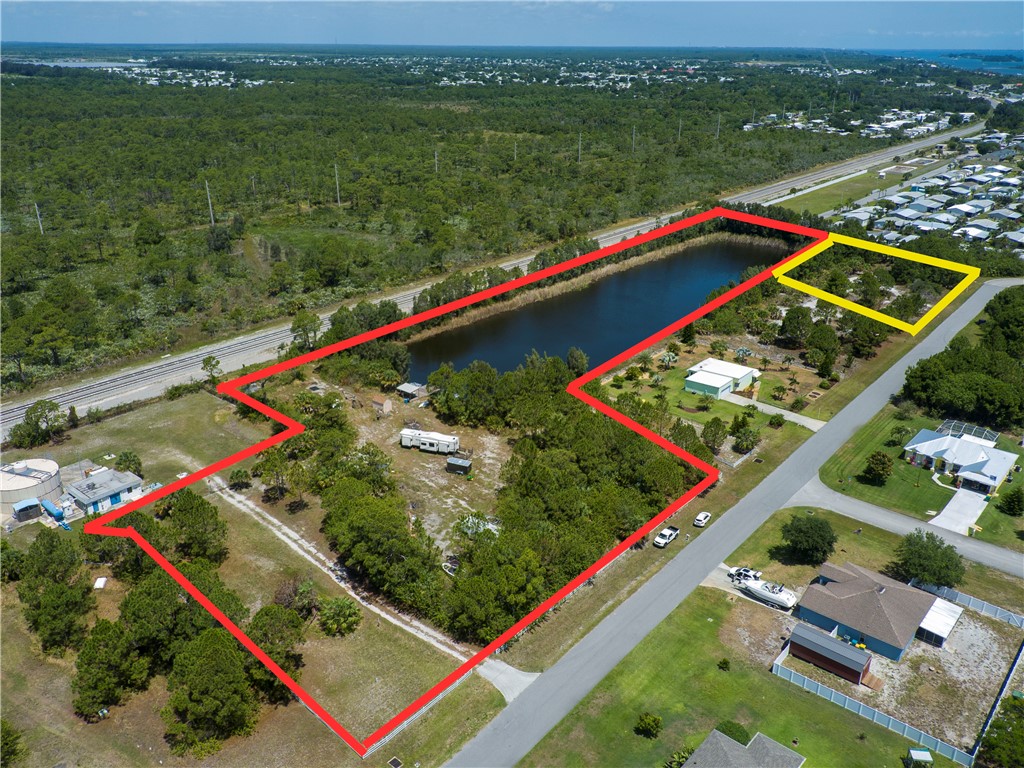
771 232 980 335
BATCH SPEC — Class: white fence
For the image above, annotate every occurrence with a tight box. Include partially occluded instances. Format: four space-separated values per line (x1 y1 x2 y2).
771 646 974 766
912 582 1024 629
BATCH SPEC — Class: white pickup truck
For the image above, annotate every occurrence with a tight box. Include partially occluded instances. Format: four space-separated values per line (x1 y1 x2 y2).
653 526 680 548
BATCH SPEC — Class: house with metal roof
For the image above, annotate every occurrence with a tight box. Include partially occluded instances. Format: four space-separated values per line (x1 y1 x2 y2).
795 563 961 661
683 730 805 768
66 469 142 514
684 358 760 400
903 429 1017 495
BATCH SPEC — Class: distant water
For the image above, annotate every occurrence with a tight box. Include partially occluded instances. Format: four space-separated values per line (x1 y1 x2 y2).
869 49 1024 76
33 60 135 68
406 240 786 381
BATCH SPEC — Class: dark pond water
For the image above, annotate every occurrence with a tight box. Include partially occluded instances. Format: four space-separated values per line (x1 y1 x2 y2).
406 239 788 381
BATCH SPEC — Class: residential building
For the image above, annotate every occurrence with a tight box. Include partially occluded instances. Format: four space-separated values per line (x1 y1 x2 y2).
796 563 962 661
683 730 805 768
903 429 1018 495
684 358 760 399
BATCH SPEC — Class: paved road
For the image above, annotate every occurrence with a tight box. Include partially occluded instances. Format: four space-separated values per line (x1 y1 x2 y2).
447 277 1023 768
0 124 983 436
789 477 1022 577
723 122 985 205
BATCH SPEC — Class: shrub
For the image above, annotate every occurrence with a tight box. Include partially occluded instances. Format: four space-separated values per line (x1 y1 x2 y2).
634 712 663 739
768 414 786 429
997 485 1024 518
717 657 730 671
790 396 808 412
715 720 751 745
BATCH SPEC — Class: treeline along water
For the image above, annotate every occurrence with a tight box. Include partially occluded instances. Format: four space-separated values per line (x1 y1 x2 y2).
406 240 787 380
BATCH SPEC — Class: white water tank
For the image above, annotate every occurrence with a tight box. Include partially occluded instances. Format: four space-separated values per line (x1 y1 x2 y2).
1 459 63 518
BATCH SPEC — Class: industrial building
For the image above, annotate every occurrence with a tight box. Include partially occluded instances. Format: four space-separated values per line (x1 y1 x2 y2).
1 459 63 519
66 468 143 514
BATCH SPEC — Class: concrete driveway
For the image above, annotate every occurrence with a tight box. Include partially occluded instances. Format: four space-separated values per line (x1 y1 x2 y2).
928 488 989 536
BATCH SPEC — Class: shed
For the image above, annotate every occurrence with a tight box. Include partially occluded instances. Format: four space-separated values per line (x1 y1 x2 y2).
446 457 473 475
396 382 427 399
371 396 393 415
789 623 872 685
11 497 42 522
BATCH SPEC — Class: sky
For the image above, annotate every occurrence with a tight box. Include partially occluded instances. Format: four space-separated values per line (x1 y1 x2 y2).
2 1 1022 49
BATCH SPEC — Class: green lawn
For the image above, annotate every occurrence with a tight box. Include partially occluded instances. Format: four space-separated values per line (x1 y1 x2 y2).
3 391 269 489
820 405 956 517
820 405 1024 552
779 159 947 215
519 587 955 768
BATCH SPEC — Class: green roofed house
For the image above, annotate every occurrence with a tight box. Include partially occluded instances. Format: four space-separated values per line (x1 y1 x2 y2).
684 358 760 400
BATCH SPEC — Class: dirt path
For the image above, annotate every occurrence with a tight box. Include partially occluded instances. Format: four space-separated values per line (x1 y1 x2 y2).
205 475 471 662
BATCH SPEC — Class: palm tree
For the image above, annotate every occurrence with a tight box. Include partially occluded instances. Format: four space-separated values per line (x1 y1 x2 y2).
637 351 654 373
782 355 796 371
760 355 771 372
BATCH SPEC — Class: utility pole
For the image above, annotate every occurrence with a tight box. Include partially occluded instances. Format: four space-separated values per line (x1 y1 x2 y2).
514 140 517 163
677 117 682 141
334 163 341 206
832 95 837 113
34 202 44 235
631 125 636 154
434 149 439 174
715 114 721 141
251 175 257 197
205 180 215 226
578 132 582 164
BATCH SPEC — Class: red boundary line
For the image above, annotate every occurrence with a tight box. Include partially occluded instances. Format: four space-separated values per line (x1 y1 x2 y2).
84 207 829 756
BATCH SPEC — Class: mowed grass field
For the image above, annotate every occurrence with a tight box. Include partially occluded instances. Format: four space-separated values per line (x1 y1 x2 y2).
819 404 1024 552
778 158 948 215
519 587 956 768
3 391 270 486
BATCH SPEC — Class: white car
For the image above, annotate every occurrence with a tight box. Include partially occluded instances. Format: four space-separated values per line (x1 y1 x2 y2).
693 511 712 528
653 526 680 548
728 566 763 582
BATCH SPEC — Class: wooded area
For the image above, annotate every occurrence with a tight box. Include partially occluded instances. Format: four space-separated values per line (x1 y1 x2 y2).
0 49 1000 392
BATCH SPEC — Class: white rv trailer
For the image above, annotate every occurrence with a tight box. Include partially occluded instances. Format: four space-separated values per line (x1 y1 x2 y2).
399 428 460 454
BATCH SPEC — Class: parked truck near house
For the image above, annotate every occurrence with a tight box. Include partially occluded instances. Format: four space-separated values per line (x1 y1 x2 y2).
400 428 460 455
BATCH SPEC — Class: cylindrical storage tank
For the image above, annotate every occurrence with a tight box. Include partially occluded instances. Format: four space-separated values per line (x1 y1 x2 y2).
1 459 63 519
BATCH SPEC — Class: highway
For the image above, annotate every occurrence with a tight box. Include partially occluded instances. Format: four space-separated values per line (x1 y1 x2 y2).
447 278 1023 768
0 121 985 435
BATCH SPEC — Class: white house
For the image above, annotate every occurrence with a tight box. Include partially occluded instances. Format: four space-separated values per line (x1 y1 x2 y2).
903 429 1018 495
684 358 760 399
